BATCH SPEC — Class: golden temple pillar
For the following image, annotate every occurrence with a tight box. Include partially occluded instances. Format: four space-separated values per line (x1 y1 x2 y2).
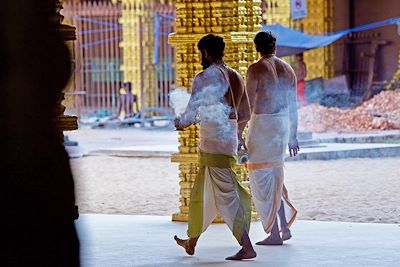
116 0 165 110
262 0 335 79
302 0 334 79
169 0 262 222
120 0 155 109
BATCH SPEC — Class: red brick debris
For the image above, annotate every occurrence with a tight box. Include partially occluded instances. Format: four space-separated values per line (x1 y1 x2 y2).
298 88 400 132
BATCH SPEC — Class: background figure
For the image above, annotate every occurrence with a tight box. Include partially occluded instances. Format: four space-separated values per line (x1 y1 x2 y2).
294 53 307 106
1 1 80 265
118 82 139 119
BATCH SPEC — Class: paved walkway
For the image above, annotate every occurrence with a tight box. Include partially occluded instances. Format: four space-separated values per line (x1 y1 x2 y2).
65 128 400 160
77 214 400 267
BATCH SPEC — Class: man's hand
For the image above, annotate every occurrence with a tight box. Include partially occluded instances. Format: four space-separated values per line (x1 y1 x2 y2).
288 137 299 157
174 118 185 131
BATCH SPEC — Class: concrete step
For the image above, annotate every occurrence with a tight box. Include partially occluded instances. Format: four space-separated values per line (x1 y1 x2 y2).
299 139 323 148
298 131 313 140
313 131 400 144
287 143 400 161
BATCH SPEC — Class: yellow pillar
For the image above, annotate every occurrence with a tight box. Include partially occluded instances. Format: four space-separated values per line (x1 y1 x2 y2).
117 0 159 110
302 0 335 79
262 0 335 79
169 0 262 222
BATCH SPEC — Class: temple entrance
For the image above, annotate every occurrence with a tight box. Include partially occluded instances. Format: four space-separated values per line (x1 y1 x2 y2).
3 0 399 265
65 0 400 226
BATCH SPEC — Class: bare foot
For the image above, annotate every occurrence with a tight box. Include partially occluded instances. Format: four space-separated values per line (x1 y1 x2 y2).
174 235 195 256
281 230 292 241
256 235 283 246
225 248 257 261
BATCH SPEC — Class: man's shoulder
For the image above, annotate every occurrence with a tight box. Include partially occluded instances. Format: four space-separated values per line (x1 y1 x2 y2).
249 60 262 69
275 57 295 75
193 69 211 82
192 71 206 88
226 66 240 75
194 69 205 78
201 65 224 76
274 56 291 67
226 66 244 80
194 66 225 86
247 60 264 75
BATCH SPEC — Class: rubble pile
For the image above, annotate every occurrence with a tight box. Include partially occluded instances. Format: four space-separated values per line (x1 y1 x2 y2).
299 88 400 132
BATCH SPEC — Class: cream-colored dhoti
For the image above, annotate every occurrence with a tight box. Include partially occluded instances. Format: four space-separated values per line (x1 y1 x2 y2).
246 111 297 233
187 120 251 244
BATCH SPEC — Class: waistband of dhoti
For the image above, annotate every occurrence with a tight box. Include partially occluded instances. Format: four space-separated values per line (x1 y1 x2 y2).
246 161 283 170
250 111 289 119
199 150 236 168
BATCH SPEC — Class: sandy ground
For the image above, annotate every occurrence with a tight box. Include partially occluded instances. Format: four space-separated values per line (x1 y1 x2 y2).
70 155 400 224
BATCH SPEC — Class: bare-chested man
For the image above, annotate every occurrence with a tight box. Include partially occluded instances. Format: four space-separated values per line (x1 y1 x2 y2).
239 31 299 246
174 34 256 260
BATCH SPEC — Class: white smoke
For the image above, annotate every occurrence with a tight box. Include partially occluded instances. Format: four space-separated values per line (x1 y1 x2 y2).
169 67 235 142
198 101 233 142
196 82 230 120
198 102 230 123
169 88 191 117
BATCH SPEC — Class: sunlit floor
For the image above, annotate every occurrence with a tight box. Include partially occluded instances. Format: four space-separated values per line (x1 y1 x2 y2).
77 214 400 267
71 156 400 224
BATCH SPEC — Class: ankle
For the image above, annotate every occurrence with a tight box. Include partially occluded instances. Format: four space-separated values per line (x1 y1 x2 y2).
270 234 282 240
189 238 197 246
243 246 255 253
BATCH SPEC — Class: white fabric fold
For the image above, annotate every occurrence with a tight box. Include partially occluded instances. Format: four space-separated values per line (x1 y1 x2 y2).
246 110 289 166
246 110 297 233
202 167 241 233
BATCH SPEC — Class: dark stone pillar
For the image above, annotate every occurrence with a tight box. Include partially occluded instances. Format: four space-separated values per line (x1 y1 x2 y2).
0 0 80 265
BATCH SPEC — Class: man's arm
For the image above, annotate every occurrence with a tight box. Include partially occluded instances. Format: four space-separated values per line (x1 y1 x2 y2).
288 67 299 156
237 65 258 144
245 65 258 112
175 75 201 130
229 70 249 124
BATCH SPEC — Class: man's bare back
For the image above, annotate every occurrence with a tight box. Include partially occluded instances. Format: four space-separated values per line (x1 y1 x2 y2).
246 55 296 115
243 54 299 156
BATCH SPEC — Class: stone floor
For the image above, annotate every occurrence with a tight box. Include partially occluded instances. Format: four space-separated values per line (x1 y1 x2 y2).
77 214 400 267
65 128 400 160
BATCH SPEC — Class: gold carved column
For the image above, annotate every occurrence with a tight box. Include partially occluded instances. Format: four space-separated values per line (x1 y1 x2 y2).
302 0 334 79
117 0 171 110
118 0 151 110
170 0 262 222
262 0 335 79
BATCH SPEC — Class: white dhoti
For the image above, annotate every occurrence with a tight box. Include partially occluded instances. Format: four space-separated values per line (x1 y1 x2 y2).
187 120 251 244
246 111 297 234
